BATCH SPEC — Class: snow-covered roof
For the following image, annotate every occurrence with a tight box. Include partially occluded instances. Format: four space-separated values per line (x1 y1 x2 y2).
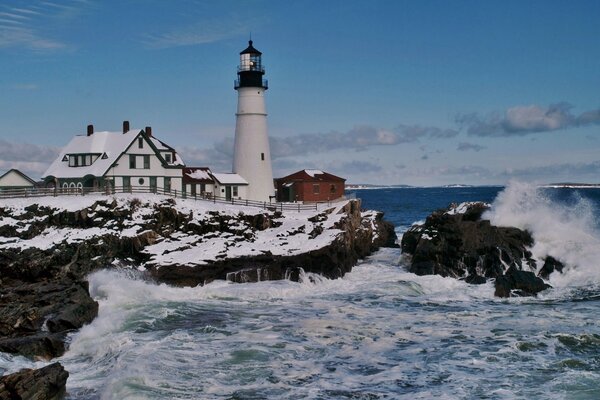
0 169 36 185
305 169 324 178
43 130 139 179
211 173 248 185
42 129 185 180
183 167 213 183
150 137 184 166
277 169 345 183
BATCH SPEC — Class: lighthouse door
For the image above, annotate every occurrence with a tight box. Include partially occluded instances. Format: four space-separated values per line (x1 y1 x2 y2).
225 186 232 201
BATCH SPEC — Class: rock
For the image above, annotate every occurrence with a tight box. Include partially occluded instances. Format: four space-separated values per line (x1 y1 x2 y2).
149 200 398 286
538 256 565 279
402 202 554 297
0 279 98 359
401 202 536 280
0 333 66 360
494 267 552 298
0 362 68 400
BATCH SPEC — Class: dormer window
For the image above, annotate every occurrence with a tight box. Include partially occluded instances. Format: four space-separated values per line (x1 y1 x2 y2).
68 153 99 167
62 155 68 162
165 153 172 163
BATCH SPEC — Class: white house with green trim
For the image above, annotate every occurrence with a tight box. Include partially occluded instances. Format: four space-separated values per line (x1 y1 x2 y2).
42 122 185 193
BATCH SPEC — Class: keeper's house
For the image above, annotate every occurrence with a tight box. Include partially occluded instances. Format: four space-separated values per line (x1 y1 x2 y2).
275 169 345 202
42 122 185 192
0 169 36 191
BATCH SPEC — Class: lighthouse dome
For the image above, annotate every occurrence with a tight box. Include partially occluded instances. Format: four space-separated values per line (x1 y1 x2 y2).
240 40 262 55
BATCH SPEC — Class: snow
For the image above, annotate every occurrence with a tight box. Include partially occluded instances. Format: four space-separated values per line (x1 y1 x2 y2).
445 202 490 215
305 169 324 178
0 193 370 272
42 130 141 179
186 169 212 181
211 173 248 185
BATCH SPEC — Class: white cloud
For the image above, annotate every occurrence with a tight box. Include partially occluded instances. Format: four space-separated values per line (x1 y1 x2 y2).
457 103 600 137
0 1 92 52
143 17 257 49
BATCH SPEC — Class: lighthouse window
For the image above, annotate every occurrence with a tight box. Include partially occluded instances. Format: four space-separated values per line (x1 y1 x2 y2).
261 153 265 161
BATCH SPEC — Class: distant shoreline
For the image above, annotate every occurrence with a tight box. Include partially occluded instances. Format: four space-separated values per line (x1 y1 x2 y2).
347 183 600 190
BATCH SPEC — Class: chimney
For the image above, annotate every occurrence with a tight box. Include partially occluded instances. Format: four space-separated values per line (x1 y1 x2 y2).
87 124 94 136
122 120 130 134
145 126 152 137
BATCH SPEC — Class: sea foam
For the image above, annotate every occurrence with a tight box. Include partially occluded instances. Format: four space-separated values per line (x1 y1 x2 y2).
485 181 600 288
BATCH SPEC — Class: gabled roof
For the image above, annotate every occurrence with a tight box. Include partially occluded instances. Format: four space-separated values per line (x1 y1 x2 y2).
240 40 261 55
0 169 36 184
42 129 184 180
183 167 214 184
277 169 346 183
211 173 248 185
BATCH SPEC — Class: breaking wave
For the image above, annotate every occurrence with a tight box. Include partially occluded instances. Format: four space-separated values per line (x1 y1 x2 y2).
486 181 600 289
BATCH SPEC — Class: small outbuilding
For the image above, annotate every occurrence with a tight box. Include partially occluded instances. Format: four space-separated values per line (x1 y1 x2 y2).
182 167 215 198
0 169 36 191
275 169 345 202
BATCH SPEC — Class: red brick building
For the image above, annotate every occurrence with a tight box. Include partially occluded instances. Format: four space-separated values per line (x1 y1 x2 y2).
275 169 345 202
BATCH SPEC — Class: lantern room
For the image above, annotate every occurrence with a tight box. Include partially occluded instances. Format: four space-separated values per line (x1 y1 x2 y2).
235 40 268 90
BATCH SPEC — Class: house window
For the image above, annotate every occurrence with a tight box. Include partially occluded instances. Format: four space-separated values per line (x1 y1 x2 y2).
123 176 131 190
261 153 265 161
138 178 145 185
69 155 77 167
138 137 143 149
165 153 172 163
164 177 171 192
129 155 136 169
78 155 84 166
330 184 336 193
233 186 238 197
313 184 320 194
200 183 206 193
143 155 150 169
191 184 197 196
150 177 157 192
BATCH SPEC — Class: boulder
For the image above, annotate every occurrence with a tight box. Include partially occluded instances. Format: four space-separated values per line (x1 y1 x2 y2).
538 256 565 280
495 267 552 298
401 202 552 297
0 279 98 359
0 362 68 400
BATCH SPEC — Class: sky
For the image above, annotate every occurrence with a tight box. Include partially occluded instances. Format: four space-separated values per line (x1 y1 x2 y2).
0 0 599 186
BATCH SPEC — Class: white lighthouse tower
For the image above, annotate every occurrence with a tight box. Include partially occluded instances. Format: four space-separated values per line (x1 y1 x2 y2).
232 40 275 202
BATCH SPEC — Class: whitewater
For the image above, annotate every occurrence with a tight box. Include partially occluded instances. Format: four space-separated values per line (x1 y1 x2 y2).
2 182 600 399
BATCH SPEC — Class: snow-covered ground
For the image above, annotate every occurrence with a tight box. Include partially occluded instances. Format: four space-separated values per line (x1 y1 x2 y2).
0 194 354 269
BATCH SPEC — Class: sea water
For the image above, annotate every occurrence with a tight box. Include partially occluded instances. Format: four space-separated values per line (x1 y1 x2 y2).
3 183 600 399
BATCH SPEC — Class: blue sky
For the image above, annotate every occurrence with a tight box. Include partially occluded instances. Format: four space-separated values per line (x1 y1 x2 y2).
0 0 599 185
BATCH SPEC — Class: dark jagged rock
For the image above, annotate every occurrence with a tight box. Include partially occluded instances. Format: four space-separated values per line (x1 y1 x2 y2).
538 256 565 280
0 362 68 400
495 267 552 298
0 279 98 360
401 202 552 297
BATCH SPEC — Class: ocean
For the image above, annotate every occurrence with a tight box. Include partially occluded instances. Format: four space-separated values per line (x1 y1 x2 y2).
3 182 600 399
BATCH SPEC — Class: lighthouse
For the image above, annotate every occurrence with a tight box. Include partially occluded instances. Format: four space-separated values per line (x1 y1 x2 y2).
232 40 275 202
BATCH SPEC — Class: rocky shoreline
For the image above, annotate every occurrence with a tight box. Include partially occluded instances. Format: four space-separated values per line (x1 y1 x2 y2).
0 194 396 396
401 202 562 297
